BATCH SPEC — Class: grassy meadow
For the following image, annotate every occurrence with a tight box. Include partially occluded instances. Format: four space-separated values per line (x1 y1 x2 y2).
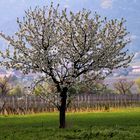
0 108 140 140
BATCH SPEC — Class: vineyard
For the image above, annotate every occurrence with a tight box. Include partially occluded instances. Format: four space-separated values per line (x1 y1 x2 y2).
0 94 140 114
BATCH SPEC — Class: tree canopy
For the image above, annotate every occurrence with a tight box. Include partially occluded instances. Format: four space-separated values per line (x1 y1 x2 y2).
0 4 133 92
0 3 133 128
114 78 134 94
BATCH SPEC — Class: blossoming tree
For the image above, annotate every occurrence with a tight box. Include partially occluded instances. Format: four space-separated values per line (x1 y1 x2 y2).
0 4 133 128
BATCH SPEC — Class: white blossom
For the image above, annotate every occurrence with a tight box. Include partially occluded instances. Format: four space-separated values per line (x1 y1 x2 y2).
0 3 133 93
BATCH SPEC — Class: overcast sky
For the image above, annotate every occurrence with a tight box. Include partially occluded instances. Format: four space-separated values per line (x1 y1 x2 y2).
0 0 140 59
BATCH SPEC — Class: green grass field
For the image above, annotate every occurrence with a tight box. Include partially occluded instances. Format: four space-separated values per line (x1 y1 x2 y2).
0 108 140 140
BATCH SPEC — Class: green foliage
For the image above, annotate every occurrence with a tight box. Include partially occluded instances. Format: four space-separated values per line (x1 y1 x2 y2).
9 85 22 96
68 86 78 95
34 85 43 95
33 82 57 96
71 81 112 94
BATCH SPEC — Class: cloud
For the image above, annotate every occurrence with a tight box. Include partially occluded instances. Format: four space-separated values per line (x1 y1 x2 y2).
63 0 70 9
100 0 113 9
131 35 137 40
125 34 137 44
133 51 140 60
64 4 70 8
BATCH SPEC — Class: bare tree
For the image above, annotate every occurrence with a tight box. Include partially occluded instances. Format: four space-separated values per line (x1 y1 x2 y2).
0 76 12 114
0 76 12 97
114 78 134 94
0 3 133 128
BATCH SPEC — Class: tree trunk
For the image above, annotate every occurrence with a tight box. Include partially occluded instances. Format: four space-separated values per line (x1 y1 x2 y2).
59 87 68 128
